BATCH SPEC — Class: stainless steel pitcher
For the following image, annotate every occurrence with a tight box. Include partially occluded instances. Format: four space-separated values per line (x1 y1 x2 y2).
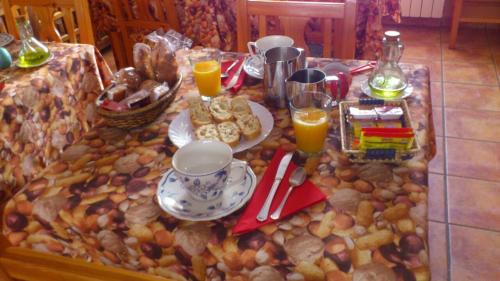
263 47 306 108
286 68 348 103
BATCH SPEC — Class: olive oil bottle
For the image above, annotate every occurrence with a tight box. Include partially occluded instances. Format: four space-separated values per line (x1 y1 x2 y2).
16 16 50 68
368 31 407 98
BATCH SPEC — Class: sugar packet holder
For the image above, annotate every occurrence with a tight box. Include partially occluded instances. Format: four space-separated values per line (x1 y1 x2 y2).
339 99 421 163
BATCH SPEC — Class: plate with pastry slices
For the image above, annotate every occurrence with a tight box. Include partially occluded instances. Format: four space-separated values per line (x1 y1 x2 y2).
169 95 274 153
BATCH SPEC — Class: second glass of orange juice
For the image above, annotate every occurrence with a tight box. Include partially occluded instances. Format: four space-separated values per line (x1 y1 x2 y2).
290 91 334 154
188 49 221 101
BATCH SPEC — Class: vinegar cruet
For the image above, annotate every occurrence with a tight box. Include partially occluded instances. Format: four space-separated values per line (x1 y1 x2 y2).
368 30 408 98
16 16 50 68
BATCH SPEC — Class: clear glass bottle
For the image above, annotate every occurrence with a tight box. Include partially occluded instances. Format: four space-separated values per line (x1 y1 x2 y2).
368 30 407 98
16 16 50 67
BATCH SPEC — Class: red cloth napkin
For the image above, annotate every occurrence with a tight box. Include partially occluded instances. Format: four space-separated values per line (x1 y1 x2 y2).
233 149 327 234
221 57 246 94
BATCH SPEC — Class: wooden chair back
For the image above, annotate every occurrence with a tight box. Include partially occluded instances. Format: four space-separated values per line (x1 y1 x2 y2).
1 0 94 45
110 0 180 69
236 0 357 59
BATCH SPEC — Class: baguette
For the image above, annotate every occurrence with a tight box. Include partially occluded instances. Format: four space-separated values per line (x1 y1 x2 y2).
195 124 220 141
231 96 252 120
209 96 233 122
217 121 240 147
188 96 212 127
236 114 261 140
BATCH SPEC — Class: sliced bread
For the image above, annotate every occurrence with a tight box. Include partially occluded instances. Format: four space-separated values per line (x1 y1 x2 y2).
231 96 252 120
209 96 233 122
217 121 240 147
195 124 220 141
236 114 261 140
189 100 212 127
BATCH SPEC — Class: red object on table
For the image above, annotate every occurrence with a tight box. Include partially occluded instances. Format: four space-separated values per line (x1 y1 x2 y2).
349 61 376 75
221 57 246 94
233 148 326 234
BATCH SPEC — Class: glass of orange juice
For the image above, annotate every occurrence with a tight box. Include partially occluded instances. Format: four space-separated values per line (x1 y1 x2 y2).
290 91 334 155
188 48 221 101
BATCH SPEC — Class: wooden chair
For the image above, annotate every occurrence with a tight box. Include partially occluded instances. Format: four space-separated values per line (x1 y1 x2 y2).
1 0 94 45
449 0 500 48
236 0 357 59
110 0 180 69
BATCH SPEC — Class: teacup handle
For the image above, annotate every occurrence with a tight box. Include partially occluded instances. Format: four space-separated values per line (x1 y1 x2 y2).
228 160 247 186
247 42 257 56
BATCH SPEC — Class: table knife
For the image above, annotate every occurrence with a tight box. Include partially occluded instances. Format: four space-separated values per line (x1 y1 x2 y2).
225 57 247 89
256 152 293 221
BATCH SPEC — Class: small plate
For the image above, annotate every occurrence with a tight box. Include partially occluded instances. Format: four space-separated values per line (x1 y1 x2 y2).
156 166 257 221
15 52 54 69
243 55 263 79
168 101 274 154
0 33 14 47
361 80 413 100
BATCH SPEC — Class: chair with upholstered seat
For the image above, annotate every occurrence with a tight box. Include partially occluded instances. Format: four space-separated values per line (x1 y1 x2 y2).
1 0 94 45
236 0 357 59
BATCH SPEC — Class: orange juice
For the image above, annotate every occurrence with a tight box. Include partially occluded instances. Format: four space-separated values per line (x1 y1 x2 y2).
292 108 329 153
193 60 221 97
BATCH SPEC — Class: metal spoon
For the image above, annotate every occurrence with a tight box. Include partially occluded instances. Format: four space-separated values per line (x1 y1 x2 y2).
221 60 239 78
270 167 307 220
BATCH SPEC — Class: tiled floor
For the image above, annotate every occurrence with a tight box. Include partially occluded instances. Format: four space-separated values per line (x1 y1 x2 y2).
398 24 500 281
101 25 500 281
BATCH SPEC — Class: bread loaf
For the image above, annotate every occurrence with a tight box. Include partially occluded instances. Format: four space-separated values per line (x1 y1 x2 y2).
236 114 261 140
189 97 212 127
195 124 220 141
209 96 233 122
231 96 252 120
133 43 155 80
217 121 240 147
151 37 178 86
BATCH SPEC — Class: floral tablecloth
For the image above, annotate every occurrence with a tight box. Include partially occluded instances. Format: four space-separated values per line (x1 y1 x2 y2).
2 51 435 281
0 42 112 202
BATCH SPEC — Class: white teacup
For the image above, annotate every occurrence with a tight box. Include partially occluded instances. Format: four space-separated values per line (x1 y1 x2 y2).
172 140 247 201
248 35 294 57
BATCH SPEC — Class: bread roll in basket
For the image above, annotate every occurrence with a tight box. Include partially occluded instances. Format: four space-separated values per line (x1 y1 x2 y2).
96 73 182 129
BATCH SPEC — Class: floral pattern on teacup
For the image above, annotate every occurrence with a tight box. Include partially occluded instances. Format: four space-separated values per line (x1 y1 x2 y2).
177 167 229 201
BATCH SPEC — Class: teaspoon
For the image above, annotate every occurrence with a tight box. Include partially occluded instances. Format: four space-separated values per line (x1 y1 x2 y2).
270 167 307 220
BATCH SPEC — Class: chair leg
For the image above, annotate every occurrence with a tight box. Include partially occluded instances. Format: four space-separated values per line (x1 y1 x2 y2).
109 32 128 69
449 0 463 49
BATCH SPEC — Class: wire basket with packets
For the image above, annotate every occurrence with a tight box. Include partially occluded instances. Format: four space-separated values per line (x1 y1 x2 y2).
339 99 420 163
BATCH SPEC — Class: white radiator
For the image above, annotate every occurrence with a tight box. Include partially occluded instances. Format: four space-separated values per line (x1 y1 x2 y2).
400 0 445 18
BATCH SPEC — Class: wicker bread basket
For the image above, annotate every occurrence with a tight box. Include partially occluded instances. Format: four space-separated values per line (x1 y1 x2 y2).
96 73 182 129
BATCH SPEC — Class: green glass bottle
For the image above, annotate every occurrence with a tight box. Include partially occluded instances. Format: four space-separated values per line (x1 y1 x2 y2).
16 16 50 67
368 31 408 98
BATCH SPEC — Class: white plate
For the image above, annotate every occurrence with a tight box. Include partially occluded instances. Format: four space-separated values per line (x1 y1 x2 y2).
0 33 13 47
169 101 274 154
15 52 54 69
156 166 257 221
243 55 263 79
361 80 413 100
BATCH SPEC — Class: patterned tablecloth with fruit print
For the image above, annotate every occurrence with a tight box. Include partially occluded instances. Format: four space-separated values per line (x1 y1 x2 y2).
0 42 112 203
2 50 435 281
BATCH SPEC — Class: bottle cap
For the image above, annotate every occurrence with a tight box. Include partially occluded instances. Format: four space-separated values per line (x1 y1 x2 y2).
384 30 400 41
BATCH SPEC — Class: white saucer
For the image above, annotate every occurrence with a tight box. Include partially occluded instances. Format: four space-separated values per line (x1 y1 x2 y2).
168 101 274 154
156 166 257 221
361 80 413 100
243 55 263 79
